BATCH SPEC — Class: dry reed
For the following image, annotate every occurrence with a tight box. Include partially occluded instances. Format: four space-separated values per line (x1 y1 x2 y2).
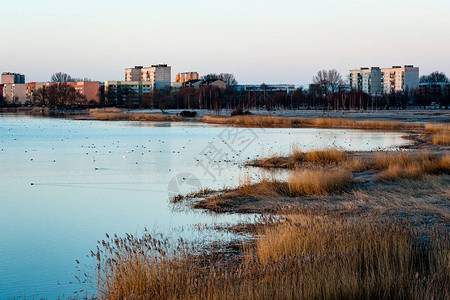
374 151 450 180
90 109 184 121
89 212 450 300
202 115 422 130
287 168 352 196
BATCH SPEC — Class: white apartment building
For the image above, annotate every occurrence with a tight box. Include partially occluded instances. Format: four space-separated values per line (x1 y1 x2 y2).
124 64 171 90
350 65 419 94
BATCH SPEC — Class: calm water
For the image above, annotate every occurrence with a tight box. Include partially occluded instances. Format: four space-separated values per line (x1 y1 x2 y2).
0 115 411 299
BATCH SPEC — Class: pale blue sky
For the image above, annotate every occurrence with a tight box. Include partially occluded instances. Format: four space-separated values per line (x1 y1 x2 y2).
1 0 449 85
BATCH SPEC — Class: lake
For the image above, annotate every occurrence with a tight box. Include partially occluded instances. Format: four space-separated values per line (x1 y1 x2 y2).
0 115 411 299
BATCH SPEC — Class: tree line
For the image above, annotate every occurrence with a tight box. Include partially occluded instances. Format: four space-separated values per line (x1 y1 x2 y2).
2 71 449 110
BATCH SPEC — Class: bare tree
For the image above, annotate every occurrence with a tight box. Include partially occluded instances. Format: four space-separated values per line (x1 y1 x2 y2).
328 69 345 93
200 73 238 87
51 72 73 82
420 71 449 83
312 69 344 94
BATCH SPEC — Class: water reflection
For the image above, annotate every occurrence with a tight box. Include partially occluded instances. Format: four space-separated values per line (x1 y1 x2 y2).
0 115 411 298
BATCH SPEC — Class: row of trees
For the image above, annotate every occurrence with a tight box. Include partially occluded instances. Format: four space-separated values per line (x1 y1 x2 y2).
51 72 92 83
2 71 449 110
33 83 86 109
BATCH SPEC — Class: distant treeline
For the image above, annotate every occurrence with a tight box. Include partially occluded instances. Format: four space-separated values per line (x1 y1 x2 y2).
100 85 450 112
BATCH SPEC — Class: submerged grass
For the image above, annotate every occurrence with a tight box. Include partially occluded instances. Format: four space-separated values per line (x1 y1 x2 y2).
90 211 450 300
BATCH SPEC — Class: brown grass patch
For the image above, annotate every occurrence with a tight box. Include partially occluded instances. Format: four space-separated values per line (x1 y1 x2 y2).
89 212 450 300
374 151 450 180
432 131 450 146
202 115 422 130
288 168 352 196
250 147 348 168
89 109 183 121
425 123 450 133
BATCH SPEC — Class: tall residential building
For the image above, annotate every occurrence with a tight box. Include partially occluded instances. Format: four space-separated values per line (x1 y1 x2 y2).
349 65 419 94
381 65 419 93
2 72 25 84
124 64 171 89
349 67 382 94
175 72 199 83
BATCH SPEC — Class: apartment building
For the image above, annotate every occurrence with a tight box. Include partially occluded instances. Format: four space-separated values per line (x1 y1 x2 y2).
2 83 28 104
349 65 419 94
381 65 419 93
103 81 153 105
349 67 382 94
124 64 171 89
1 72 25 84
175 72 199 83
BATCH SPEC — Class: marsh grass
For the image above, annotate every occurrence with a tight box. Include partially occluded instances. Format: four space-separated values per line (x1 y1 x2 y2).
432 131 450 146
374 151 450 180
288 168 352 196
202 115 422 130
90 211 450 300
90 109 183 121
424 123 450 146
251 147 348 168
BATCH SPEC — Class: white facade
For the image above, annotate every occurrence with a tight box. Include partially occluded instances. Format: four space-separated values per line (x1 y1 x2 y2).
381 66 419 93
125 64 171 90
350 65 419 94
349 67 382 94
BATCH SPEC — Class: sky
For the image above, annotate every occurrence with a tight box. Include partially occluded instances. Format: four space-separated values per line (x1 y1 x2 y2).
1 0 449 86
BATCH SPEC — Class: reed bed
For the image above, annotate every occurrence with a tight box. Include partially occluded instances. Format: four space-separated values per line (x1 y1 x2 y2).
424 123 450 146
91 212 450 300
202 115 422 130
432 131 450 146
250 147 348 168
424 123 450 133
89 109 184 121
374 151 450 180
287 168 352 196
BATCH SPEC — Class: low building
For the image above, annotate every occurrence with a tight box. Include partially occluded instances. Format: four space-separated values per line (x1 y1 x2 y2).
2 72 25 84
43 81 101 104
182 79 227 91
103 81 153 106
2 83 28 104
236 84 296 94
175 72 199 83
418 82 450 95
26 82 47 103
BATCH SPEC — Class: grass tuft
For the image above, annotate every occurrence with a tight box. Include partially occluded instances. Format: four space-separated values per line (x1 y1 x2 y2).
287 168 352 196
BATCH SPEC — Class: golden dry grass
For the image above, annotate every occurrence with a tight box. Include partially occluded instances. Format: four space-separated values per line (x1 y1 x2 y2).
287 168 352 196
425 123 450 133
432 131 450 146
374 151 450 180
90 212 450 300
89 109 184 121
250 147 348 168
202 115 422 130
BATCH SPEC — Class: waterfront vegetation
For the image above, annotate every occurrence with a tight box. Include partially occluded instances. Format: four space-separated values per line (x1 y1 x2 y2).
12 108 443 299
90 129 450 299
92 210 449 300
